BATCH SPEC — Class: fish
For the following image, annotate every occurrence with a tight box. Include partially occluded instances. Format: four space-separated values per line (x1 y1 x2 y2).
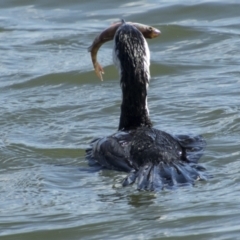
88 20 161 81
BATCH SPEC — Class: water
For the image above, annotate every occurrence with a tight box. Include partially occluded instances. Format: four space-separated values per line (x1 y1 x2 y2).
0 0 240 239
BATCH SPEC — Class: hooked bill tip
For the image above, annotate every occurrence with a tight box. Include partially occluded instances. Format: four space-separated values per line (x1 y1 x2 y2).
154 29 161 36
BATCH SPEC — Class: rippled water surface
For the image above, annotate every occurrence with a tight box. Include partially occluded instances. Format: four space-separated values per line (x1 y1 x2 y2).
1 0 240 239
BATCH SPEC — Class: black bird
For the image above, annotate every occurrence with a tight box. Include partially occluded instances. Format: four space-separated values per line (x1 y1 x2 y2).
86 21 207 191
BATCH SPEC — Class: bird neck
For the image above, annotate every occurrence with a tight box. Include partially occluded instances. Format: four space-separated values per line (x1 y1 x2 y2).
113 23 153 131
118 69 152 131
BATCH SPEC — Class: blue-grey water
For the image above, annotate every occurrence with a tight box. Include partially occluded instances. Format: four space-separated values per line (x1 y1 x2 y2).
0 0 240 239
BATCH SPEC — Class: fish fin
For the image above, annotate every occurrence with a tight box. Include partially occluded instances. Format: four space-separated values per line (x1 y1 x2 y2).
87 44 93 52
95 62 104 81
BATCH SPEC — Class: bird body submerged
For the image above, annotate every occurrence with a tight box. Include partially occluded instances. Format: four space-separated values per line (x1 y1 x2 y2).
86 21 207 190
86 127 207 190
